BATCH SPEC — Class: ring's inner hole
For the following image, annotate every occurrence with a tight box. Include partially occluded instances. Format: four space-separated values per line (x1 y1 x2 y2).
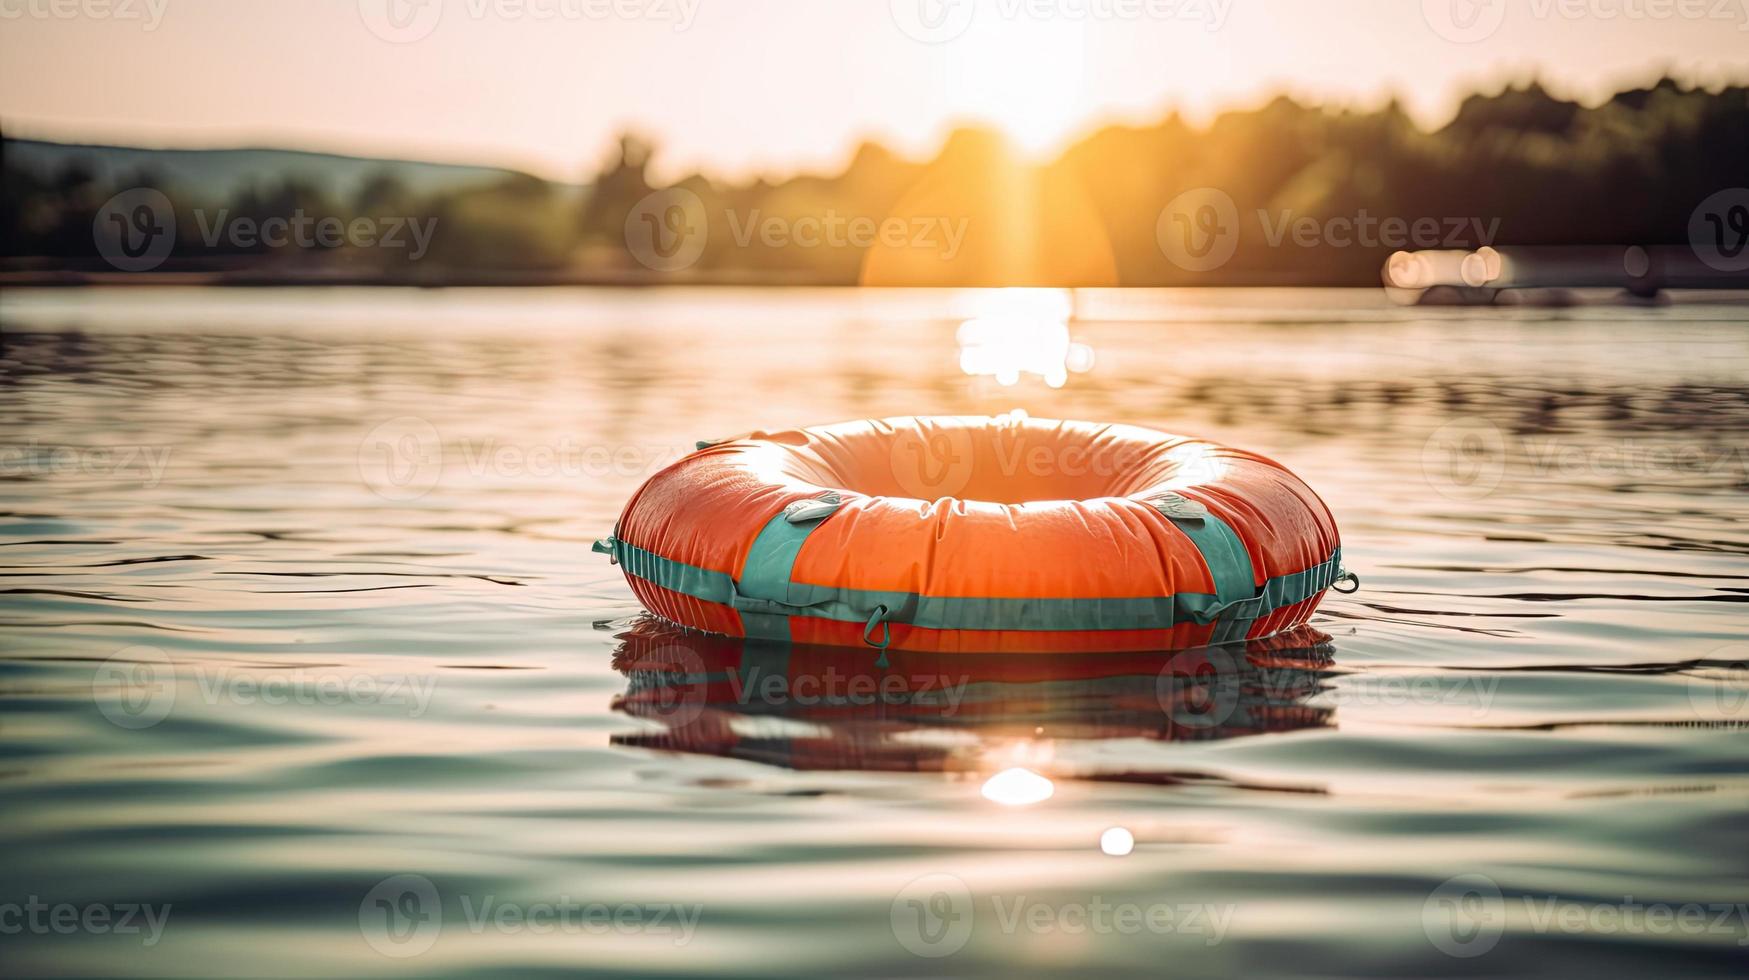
789 422 1170 505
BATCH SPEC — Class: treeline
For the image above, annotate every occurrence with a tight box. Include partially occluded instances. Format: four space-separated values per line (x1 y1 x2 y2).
3 77 1745 285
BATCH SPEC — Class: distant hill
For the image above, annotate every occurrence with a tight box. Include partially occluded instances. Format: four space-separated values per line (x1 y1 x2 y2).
1 138 572 200
5 78 1746 286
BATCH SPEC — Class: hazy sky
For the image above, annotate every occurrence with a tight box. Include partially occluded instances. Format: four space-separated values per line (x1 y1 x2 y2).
2 0 1745 181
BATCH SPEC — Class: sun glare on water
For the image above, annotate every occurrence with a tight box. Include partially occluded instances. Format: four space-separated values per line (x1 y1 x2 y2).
981 767 1056 806
956 288 1093 388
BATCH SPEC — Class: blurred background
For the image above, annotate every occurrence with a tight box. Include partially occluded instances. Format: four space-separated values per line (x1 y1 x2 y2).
3 0 1746 286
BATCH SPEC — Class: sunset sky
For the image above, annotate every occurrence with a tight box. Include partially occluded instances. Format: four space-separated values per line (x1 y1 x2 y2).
2 0 1746 181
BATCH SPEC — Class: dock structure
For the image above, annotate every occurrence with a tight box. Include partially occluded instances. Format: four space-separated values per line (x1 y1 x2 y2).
1385 246 1749 305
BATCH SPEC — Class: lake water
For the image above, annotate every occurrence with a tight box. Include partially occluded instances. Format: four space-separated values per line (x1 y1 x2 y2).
2 287 1746 977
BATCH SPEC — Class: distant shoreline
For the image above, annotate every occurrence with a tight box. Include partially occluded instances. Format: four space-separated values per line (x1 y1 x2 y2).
0 265 1374 289
0 268 845 289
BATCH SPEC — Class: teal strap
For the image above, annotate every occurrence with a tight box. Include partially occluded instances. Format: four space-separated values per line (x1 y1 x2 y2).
614 533 1342 635
696 432 754 451
863 605 892 668
738 493 842 604
733 493 845 642
1152 494 1256 627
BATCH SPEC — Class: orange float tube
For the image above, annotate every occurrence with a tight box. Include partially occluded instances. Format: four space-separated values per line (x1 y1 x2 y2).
593 416 1352 657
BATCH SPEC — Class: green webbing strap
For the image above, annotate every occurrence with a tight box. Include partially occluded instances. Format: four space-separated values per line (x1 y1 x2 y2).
607 533 1342 635
732 493 844 642
863 605 893 668
1151 493 1255 628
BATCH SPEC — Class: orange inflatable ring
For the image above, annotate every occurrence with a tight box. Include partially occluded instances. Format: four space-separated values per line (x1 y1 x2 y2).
593 416 1352 657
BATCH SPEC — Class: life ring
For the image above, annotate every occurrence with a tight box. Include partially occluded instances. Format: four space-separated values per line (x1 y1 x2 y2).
594 415 1351 657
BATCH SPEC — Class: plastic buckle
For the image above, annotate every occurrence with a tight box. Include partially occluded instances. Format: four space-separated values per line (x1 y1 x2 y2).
1151 492 1210 523
784 491 844 525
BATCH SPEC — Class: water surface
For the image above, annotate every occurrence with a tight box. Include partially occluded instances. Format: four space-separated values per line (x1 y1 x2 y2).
2 287 1746 977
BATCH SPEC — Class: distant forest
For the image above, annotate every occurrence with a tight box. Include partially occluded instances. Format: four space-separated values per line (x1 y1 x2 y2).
3 78 1746 286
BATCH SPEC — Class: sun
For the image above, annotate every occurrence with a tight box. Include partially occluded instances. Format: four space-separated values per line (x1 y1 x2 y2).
950 18 1088 156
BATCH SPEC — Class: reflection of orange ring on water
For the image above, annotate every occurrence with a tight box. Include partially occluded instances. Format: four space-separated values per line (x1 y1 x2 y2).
608 621 1339 767
595 416 1348 654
